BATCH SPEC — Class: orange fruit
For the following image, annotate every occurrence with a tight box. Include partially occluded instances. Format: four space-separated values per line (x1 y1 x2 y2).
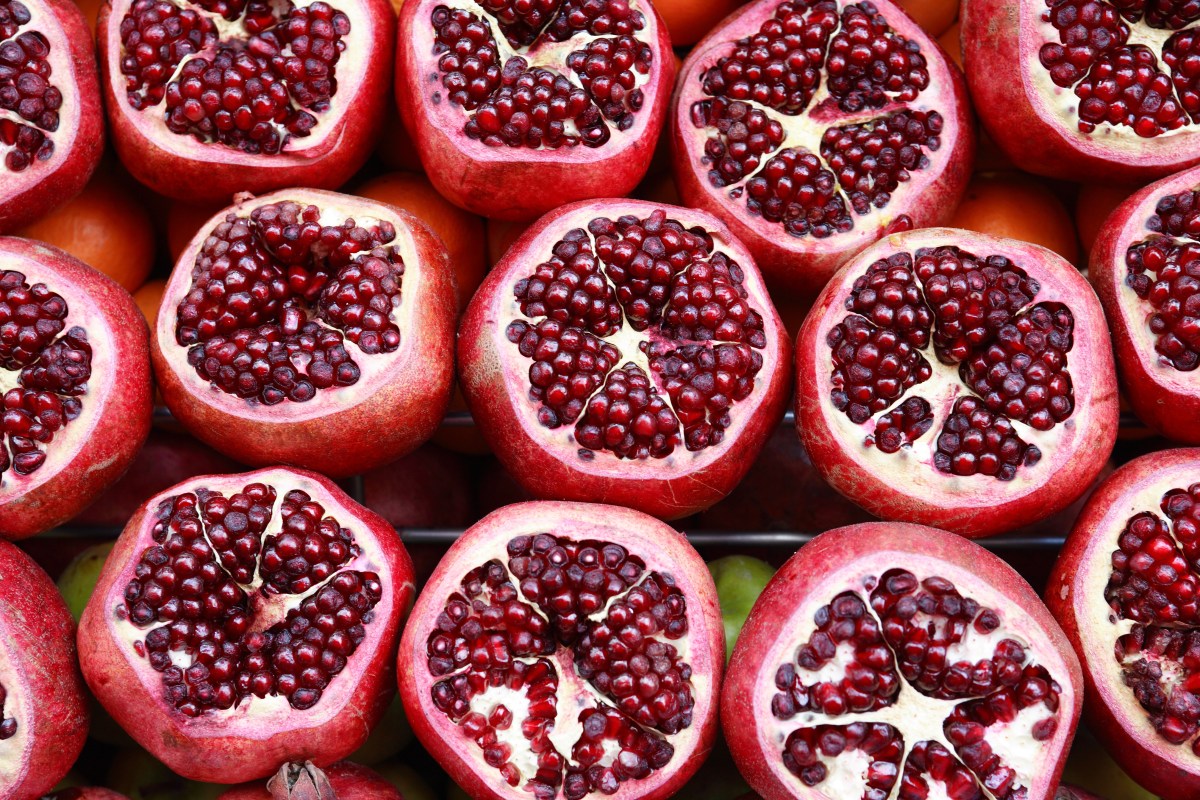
72 0 102 36
896 0 957 37
947 173 1080 265
356 172 486 312
486 219 531 268
655 0 744 46
1076 182 1140 259
938 21 962 68
133 279 167 328
165 199 227 262
19 173 156 292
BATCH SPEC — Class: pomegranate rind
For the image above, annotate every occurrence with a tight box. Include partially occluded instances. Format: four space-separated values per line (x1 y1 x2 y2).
458 199 792 520
397 500 725 800
724 521 1084 800
1090 167 1200 443
98 0 395 203
395 0 676 221
962 0 1200 182
796 227 1119 538
0 237 153 540
1047 449 1200 799
77 466 416 784
217 761 404 799
151 188 458 478
0 540 88 800
671 0 975 299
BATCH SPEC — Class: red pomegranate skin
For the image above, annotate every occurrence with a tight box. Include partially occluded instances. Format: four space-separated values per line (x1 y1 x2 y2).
217 761 404 799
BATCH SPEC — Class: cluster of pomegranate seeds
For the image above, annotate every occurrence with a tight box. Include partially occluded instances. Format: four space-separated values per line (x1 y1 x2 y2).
174 201 406 405
770 569 1065 798
826 245 1075 481
689 0 941 239
0 0 62 171
0 681 14 739
425 534 691 799
1126 188 1200 369
505 210 768 460
119 0 350 154
1039 0 1200 136
120 483 382 716
429 0 654 149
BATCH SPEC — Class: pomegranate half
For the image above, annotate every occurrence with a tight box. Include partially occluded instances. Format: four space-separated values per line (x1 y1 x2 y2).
395 0 675 221
724 522 1083 800
671 0 974 298
398 500 724 800
98 0 395 202
1090 165 1200 443
77 467 415 784
152 188 457 477
0 540 88 800
0 236 153 540
458 199 792 520
963 0 1200 182
1047 448 1200 799
795 227 1119 538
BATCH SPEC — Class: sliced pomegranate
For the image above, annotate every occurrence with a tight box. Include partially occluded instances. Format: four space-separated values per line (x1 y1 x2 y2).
77 467 416 783
0 540 88 799
1090 165 1200 443
219 760 404 799
152 188 457 477
724 522 1083 800
795 227 1119 538
1048 448 1200 799
0 236 153 540
963 0 1200 181
398 501 723 800
458 199 792 520
98 0 395 202
671 0 974 298
395 0 675 220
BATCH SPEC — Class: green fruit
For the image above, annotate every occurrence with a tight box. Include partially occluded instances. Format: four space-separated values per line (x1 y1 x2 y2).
57 541 115 622
708 555 775 664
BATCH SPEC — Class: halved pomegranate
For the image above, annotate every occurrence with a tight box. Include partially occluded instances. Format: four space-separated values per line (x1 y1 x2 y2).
0 237 153 540
395 0 675 220
963 0 1200 181
152 188 457 477
0 540 88 799
724 522 1083 800
1090 165 1200 443
219 761 404 799
671 0 974 298
77 467 415 784
458 199 792 520
398 501 723 800
98 0 395 202
1047 448 1200 799
795 227 1119 538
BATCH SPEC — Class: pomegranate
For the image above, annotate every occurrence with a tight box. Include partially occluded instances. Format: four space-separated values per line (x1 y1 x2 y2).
962 0 1200 182
218 761 403 799
152 188 457 477
397 500 724 800
1090 165 1200 443
0 237 153 540
0 0 103 233
1047 447 1200 799
98 0 395 202
458 199 792 520
795 227 1119 538
724 522 1083 800
0 540 88 800
77 467 416 784
394 0 675 220
671 0 974 298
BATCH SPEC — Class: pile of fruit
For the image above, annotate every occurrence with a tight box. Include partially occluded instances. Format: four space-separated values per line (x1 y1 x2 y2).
3 0 1200 795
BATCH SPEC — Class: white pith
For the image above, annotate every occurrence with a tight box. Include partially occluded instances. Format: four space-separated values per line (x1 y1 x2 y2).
0 636 30 790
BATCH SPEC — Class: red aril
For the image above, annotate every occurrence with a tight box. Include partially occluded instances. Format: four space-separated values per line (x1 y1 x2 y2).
795 227 1119 538
218 761 403 800
0 540 88 799
724 522 1083 800
395 0 676 220
398 500 724 800
671 0 974 298
98 0 395 202
458 199 792 520
0 0 103 233
77 467 416 784
0 236 153 540
152 188 457 477
962 0 1200 182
